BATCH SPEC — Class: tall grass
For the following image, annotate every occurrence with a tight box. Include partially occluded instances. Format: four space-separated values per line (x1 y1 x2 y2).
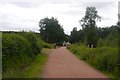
68 44 118 78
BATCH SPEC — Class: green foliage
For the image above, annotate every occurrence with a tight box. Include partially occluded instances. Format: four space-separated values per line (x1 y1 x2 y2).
39 17 66 44
69 27 80 43
19 32 43 55
20 53 48 78
68 44 118 77
97 33 118 48
97 38 106 47
69 25 118 48
2 33 33 76
79 7 101 47
2 32 46 78
69 7 118 49
42 43 52 49
105 33 118 47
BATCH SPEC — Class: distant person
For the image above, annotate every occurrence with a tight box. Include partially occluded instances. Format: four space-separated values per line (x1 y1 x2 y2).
91 44 93 48
87 44 89 48
66 42 71 47
63 41 66 46
54 43 56 49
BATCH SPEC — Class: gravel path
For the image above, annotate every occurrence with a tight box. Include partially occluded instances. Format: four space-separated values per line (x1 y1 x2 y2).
42 47 108 78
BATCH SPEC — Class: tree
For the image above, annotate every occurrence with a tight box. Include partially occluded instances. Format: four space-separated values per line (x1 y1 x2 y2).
39 17 66 44
117 21 120 27
96 25 119 47
69 27 80 43
80 7 101 47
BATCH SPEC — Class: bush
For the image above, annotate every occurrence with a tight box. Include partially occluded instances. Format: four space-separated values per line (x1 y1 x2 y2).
2 33 33 74
2 32 51 78
43 43 52 48
19 32 43 55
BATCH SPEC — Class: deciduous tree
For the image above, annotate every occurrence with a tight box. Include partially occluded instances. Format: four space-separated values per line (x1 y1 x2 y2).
39 17 66 44
80 7 101 47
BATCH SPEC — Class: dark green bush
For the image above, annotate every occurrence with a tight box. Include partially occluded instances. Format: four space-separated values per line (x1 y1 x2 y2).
2 32 45 78
2 33 33 74
19 32 43 55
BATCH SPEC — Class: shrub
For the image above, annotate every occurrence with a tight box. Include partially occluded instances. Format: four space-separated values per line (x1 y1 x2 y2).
2 32 45 78
43 43 52 48
2 33 33 74
19 32 43 55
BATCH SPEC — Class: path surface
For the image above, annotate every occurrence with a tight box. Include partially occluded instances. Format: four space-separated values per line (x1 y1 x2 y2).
42 47 108 78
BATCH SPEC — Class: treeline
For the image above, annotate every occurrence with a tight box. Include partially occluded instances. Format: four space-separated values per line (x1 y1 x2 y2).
2 31 51 78
69 7 119 48
69 25 119 48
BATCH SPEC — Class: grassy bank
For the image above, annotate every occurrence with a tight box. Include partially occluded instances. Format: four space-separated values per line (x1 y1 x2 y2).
68 43 118 78
21 53 48 78
3 53 48 78
19 48 53 78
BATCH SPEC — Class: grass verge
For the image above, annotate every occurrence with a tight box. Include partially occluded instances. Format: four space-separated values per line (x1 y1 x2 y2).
22 53 48 78
67 44 118 79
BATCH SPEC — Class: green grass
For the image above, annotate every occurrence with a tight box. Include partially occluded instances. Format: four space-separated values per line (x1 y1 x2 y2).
3 53 48 78
21 53 48 78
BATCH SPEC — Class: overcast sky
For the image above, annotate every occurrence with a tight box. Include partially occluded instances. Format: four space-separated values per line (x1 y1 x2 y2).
0 0 119 35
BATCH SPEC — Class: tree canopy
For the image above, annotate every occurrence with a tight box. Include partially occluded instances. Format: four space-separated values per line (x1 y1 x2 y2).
69 27 79 43
80 7 101 47
39 17 66 44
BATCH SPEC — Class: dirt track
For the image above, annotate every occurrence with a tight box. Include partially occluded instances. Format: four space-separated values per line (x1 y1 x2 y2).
42 47 108 78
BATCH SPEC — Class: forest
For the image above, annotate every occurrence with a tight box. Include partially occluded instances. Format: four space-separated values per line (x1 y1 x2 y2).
1 6 120 78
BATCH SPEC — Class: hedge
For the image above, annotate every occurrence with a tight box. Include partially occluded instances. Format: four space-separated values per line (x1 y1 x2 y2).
18 32 43 55
2 32 44 78
2 33 33 74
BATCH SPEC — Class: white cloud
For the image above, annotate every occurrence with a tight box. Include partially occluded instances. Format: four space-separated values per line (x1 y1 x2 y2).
0 0 119 3
0 0 119 35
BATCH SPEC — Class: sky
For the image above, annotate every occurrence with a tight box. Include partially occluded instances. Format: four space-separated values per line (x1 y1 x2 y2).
0 0 119 35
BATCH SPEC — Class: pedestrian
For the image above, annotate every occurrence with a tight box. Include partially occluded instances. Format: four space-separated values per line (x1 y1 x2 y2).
54 43 56 49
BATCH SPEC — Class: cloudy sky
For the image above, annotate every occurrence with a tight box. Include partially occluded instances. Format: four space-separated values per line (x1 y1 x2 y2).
0 0 119 35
